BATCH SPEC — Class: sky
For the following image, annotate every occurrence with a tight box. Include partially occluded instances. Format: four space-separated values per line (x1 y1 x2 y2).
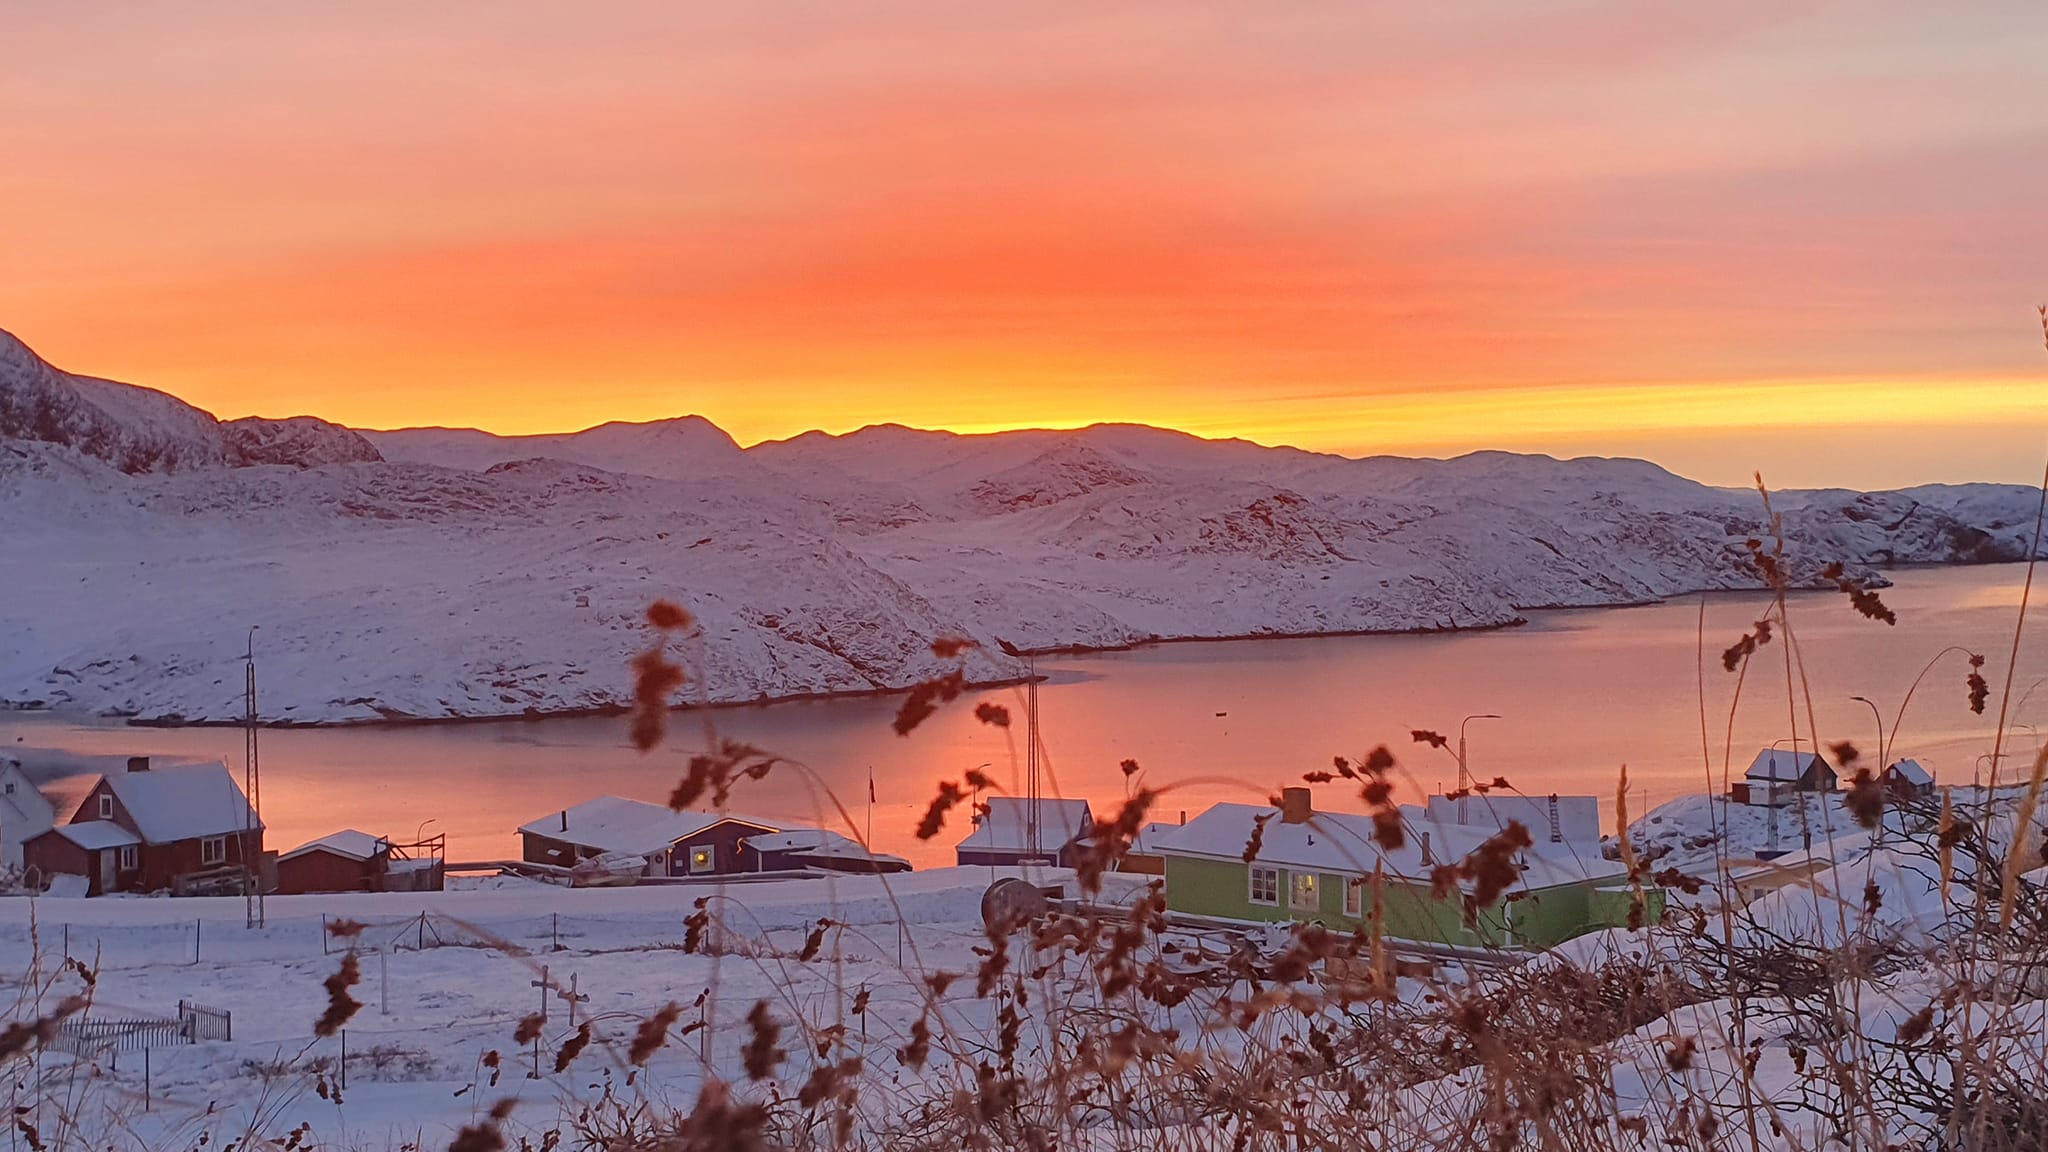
3 3 2046 489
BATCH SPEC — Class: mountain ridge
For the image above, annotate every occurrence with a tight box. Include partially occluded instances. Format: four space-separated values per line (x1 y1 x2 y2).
3 327 2042 725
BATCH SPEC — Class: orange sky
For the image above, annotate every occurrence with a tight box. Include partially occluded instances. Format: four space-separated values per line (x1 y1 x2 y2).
4 3 2046 488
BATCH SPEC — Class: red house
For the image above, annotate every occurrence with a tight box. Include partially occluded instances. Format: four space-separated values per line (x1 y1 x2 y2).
276 829 446 894
21 759 264 896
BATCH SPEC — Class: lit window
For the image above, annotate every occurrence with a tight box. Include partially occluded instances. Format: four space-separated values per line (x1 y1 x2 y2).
98 795 114 819
1248 866 1279 906
118 846 138 871
201 837 226 866
690 846 716 874
1291 872 1320 912
1343 878 1363 918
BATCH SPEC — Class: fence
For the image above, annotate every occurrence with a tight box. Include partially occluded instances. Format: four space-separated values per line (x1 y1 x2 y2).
46 1002 231 1061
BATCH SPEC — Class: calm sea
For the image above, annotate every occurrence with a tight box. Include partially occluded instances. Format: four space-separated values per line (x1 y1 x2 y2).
7 564 2046 867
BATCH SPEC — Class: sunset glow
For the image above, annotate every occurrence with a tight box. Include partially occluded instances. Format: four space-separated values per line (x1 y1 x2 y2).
5 4 2046 486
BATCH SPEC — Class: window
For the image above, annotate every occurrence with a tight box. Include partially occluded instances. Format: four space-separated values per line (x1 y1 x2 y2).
200 836 226 866
1248 865 1279 906
98 794 114 819
1291 871 1320 912
118 846 138 871
689 846 716 874
1343 877 1364 918
4 781 14 796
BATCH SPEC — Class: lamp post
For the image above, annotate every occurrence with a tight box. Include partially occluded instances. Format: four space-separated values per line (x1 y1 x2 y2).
1457 714 1502 822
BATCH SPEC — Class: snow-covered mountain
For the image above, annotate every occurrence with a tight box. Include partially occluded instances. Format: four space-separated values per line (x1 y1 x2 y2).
0 330 379 472
3 327 2042 724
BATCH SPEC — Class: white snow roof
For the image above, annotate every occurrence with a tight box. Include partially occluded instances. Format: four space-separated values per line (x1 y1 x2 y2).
743 829 909 866
104 762 260 843
280 829 387 862
56 821 141 850
1156 801 1625 888
518 796 781 856
1746 749 1825 782
956 797 1094 854
1128 821 1184 854
1425 794 1601 844
1886 759 1934 786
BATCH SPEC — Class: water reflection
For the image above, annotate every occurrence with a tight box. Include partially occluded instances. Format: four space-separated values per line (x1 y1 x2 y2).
5 564 2044 868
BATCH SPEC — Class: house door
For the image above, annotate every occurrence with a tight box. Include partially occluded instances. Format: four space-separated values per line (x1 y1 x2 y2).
98 851 116 893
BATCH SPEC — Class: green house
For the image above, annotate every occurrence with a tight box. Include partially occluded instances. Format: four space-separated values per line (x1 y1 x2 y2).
1152 788 1653 951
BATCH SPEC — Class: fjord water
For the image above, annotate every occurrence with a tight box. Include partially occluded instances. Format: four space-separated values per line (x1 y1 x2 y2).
7 564 2046 869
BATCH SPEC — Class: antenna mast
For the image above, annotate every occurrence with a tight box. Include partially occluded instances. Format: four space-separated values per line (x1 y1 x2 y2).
1026 653 1041 858
244 626 265 928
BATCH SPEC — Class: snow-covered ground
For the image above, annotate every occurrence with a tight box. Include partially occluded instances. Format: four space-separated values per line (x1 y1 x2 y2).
5 327 2046 725
2 867 1146 1147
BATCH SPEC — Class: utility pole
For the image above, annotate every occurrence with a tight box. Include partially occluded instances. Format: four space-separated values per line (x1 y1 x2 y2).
243 626 265 929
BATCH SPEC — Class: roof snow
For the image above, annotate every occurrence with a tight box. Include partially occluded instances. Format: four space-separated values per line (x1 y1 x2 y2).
1425 794 1600 843
1154 801 1624 889
280 829 386 862
1746 749 1826 782
743 828 908 866
519 796 781 856
1886 759 1934 786
56 821 141 850
104 762 260 843
956 797 1094 854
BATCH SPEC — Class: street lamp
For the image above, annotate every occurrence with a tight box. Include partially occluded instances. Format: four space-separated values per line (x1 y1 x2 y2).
1457 714 1502 822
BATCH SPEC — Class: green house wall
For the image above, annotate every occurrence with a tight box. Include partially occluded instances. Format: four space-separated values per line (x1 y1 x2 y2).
1161 854 1659 951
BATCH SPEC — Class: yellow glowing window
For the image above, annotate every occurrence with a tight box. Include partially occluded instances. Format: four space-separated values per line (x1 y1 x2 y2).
689 846 716 874
1343 878 1363 918
1291 872 1319 911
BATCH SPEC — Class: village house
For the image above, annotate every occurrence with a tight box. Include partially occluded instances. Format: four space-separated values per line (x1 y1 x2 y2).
520 796 784 878
955 797 1095 868
1150 787 1651 950
19 758 264 896
276 829 446 895
1883 759 1935 800
1732 748 1837 806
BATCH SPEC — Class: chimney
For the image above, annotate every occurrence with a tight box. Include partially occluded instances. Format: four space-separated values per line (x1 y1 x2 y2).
1280 787 1312 825
1420 830 1433 865
559 809 568 832
1178 810 1186 826
127 756 150 773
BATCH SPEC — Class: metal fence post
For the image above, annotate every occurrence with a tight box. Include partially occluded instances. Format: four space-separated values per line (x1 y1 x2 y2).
193 920 201 964
552 912 560 952
144 1047 151 1112
339 1029 347 1090
321 914 328 955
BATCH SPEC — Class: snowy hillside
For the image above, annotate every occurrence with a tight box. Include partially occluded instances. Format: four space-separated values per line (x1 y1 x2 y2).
3 327 2045 724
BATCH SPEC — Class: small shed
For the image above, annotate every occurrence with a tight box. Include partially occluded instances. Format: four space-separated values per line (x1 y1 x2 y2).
1883 759 1935 800
276 829 443 894
1733 749 1835 806
955 797 1095 868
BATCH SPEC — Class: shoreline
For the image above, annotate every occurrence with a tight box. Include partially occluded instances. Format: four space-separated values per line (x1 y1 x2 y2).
1 559 2017 732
